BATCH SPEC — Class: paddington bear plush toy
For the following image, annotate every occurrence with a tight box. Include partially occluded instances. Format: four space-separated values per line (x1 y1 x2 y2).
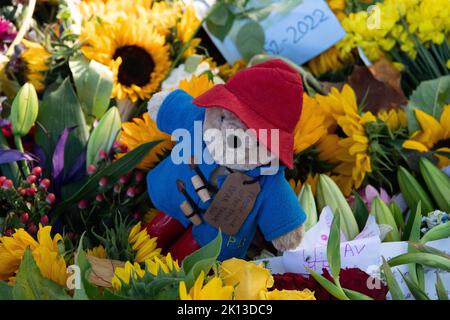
145 59 306 262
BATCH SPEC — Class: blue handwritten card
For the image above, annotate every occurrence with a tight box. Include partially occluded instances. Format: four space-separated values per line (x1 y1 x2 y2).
194 0 346 65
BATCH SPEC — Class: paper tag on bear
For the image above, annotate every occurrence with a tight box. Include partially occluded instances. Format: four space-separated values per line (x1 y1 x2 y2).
204 172 260 236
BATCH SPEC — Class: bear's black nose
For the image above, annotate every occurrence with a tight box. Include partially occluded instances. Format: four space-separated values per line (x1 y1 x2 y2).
227 134 241 149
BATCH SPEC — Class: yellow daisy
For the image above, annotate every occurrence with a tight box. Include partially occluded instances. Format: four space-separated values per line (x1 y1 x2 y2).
0 225 67 286
403 105 450 168
20 40 51 92
179 271 234 300
128 222 161 263
117 112 174 170
80 14 171 102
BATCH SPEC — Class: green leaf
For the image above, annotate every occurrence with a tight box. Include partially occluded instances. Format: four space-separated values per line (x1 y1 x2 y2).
408 202 422 287
73 233 102 300
86 107 121 167
420 222 450 244
0 281 13 300
352 191 369 231
381 257 405 300
35 78 89 174
206 9 235 42
10 83 39 137
407 75 450 134
208 2 230 26
388 202 404 230
182 231 222 289
342 288 373 300
69 55 113 122
408 242 450 259
305 267 348 300
388 253 450 272
399 271 430 300
53 140 162 219
235 21 265 61
184 54 203 74
13 248 71 300
327 210 341 280
435 273 449 300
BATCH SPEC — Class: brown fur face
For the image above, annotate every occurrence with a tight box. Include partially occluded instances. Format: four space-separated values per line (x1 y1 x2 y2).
203 107 276 171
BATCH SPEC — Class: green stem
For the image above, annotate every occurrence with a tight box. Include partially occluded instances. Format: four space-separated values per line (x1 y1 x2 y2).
5 0 37 57
14 135 30 177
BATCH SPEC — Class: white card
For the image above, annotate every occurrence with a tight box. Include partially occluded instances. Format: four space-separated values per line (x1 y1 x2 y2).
193 0 346 65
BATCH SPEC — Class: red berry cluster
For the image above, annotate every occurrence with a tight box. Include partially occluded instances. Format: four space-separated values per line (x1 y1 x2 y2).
0 167 55 237
75 143 148 222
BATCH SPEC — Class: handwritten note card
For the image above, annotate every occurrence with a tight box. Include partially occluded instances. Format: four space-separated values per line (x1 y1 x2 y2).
193 0 346 65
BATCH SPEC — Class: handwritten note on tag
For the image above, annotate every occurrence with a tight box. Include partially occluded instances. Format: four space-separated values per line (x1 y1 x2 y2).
194 0 346 65
204 172 260 236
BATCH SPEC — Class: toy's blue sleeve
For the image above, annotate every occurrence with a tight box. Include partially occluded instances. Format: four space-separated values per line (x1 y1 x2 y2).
257 174 306 241
156 89 204 134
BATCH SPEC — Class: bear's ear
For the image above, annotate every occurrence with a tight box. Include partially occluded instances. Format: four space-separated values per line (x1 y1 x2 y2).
147 90 171 122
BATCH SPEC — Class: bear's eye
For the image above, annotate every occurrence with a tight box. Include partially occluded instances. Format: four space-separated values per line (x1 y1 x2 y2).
220 115 225 122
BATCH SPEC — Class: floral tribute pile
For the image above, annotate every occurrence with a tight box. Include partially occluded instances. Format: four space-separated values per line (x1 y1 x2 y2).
0 0 448 300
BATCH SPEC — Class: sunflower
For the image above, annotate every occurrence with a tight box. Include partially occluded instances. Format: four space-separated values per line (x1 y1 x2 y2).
80 14 171 102
177 4 201 58
0 225 67 286
314 85 376 195
179 271 234 300
377 108 408 131
403 105 450 168
178 73 215 97
260 289 316 300
86 245 108 259
289 174 319 195
111 261 145 291
20 39 51 92
218 59 246 81
128 222 161 263
117 112 174 170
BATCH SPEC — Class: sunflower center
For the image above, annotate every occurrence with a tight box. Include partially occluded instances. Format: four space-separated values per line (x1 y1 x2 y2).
113 46 154 87
435 138 450 149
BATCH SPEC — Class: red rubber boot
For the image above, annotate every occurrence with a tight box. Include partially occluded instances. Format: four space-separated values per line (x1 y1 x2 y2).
144 211 186 252
167 225 201 263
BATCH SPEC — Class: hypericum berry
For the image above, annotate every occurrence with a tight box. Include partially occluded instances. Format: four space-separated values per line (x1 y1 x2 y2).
1 179 13 189
32 166 42 176
126 187 136 198
113 141 128 153
20 212 29 223
46 193 56 205
0 176 6 185
95 193 105 202
99 149 108 160
27 223 38 235
119 174 130 185
26 187 36 197
39 178 51 190
4 228 13 237
40 215 49 226
77 199 88 209
87 164 97 175
26 175 37 184
66 231 75 241
134 171 145 183
113 184 121 194
98 177 108 187
132 211 142 220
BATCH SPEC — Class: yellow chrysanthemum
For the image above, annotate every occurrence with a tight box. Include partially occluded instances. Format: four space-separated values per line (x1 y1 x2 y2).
179 271 234 300
80 14 171 102
403 105 450 168
128 222 161 263
0 225 67 286
259 289 316 300
178 74 215 98
293 94 328 154
327 0 347 21
117 112 174 170
377 108 408 131
86 245 108 259
20 39 51 92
